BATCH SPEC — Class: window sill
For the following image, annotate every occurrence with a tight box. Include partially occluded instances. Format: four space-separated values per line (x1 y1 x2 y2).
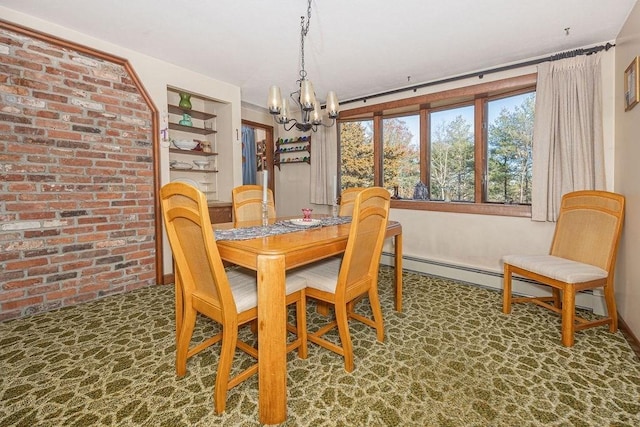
390 199 531 217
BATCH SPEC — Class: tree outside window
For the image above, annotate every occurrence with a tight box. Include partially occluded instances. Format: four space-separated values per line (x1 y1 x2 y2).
339 120 374 189
487 93 535 204
382 115 419 199
430 107 475 202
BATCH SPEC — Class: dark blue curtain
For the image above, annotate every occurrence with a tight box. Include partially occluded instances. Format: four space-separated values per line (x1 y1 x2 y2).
241 125 257 184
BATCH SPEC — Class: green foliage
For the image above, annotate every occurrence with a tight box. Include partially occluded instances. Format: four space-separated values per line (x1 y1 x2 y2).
383 117 419 198
339 121 374 188
430 115 475 201
487 94 535 204
340 118 418 198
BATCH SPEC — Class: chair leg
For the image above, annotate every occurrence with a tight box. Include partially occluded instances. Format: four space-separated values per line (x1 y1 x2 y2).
176 307 196 377
503 264 513 314
175 279 184 349
561 286 576 347
603 280 618 332
368 288 384 342
335 302 354 373
296 292 308 359
214 324 238 414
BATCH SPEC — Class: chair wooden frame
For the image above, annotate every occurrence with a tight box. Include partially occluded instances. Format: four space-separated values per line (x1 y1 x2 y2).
299 187 390 372
161 182 306 414
231 184 276 222
503 190 625 347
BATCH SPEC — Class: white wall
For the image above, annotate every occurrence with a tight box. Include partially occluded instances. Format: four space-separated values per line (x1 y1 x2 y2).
0 7 243 277
615 3 640 340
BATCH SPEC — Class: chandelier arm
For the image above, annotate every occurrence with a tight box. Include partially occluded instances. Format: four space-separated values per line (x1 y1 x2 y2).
322 119 336 129
284 120 299 132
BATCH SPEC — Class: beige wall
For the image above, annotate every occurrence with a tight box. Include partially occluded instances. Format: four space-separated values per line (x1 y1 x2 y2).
615 3 640 340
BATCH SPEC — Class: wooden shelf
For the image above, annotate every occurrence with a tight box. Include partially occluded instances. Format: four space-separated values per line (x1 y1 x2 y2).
275 147 309 154
276 137 310 145
169 122 217 135
169 168 218 173
274 159 310 166
169 148 218 156
168 104 216 121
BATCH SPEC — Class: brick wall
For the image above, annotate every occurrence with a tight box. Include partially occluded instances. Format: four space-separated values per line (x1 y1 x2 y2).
0 25 157 321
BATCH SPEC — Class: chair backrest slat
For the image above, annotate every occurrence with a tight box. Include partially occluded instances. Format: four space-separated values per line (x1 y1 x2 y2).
338 187 367 216
232 185 276 222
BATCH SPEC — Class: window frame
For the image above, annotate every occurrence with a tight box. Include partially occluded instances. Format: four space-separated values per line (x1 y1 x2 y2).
337 74 537 217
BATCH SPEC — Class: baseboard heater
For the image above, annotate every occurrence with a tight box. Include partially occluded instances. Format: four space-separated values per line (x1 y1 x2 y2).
380 251 605 315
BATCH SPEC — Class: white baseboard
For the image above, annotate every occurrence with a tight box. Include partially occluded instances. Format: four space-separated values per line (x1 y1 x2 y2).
380 252 605 315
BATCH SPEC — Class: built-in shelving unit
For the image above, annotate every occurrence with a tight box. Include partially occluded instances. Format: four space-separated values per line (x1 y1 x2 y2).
167 87 220 202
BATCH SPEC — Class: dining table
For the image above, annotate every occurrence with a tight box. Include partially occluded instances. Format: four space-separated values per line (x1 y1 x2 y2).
213 216 402 425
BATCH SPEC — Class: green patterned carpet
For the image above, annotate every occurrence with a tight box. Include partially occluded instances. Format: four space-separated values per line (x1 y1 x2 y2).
1 267 640 426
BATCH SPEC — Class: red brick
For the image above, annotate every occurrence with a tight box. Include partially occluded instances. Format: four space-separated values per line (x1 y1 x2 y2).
45 288 77 301
5 257 49 271
2 295 44 310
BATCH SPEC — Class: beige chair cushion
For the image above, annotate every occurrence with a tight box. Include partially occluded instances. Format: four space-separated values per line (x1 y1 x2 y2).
227 267 307 313
502 254 608 284
292 258 342 293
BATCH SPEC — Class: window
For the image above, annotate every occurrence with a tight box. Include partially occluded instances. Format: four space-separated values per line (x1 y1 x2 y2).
429 106 475 202
382 115 420 199
486 93 535 204
338 120 374 188
337 74 537 216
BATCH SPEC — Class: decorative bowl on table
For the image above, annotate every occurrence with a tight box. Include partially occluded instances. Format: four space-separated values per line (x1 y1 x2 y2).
193 160 210 170
173 139 198 150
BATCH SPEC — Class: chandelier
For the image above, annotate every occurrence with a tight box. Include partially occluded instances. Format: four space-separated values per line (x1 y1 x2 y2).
267 0 339 132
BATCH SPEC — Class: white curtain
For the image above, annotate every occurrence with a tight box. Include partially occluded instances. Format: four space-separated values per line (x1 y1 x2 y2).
531 52 605 221
310 126 338 205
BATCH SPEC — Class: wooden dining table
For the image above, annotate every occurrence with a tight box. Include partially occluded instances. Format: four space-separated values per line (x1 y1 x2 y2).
213 217 402 425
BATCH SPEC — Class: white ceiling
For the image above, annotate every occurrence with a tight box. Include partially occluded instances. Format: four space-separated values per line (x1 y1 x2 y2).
0 0 637 109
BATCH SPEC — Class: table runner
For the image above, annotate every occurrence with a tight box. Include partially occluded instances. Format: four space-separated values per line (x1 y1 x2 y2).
214 216 352 241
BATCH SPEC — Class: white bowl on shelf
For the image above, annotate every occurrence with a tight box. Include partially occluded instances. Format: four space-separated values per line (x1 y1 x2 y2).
193 160 210 170
173 139 198 150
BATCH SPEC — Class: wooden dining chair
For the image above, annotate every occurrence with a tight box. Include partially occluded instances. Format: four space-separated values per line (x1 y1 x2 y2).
231 184 276 221
160 182 307 414
294 187 390 372
338 187 366 216
502 190 625 347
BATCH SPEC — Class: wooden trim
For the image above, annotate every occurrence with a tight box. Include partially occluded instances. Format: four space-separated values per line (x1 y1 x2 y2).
339 73 537 118
391 199 532 217
474 98 485 202
241 119 275 197
1 19 163 285
619 315 640 360
420 108 429 185
373 113 383 185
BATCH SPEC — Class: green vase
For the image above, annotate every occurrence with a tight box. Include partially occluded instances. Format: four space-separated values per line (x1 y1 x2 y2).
178 93 192 110
178 113 192 127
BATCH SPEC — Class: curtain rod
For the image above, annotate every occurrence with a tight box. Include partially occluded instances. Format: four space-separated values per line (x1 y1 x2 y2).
339 42 615 106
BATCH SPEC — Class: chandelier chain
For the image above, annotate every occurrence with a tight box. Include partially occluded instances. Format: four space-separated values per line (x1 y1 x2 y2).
299 0 312 80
